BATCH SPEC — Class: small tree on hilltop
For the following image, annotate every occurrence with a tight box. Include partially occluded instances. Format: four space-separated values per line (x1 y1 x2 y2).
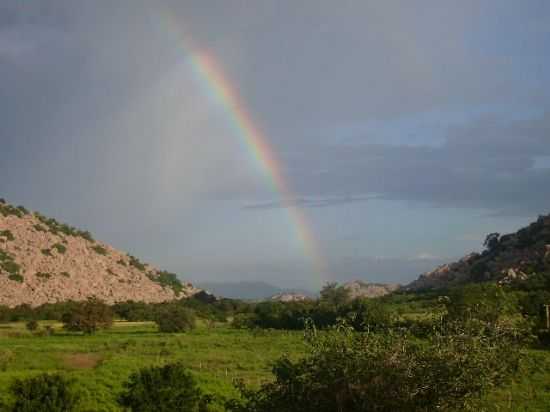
62 297 113 334
155 304 196 333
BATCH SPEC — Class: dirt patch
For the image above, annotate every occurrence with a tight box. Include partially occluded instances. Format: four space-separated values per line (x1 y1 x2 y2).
61 353 103 369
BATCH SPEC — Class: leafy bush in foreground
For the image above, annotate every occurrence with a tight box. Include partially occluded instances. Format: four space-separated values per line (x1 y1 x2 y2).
118 362 211 412
8 373 80 412
226 321 520 412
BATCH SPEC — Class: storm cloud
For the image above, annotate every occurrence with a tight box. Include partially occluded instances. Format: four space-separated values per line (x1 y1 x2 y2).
0 1 549 290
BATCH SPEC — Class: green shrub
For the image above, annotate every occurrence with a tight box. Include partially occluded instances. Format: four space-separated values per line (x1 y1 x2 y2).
36 272 51 280
226 322 519 412
0 230 15 241
118 362 210 412
148 271 183 295
60 272 71 278
25 320 38 332
0 203 29 218
52 243 67 254
91 245 108 256
155 305 196 333
41 248 53 257
8 373 80 412
128 255 146 271
8 274 23 283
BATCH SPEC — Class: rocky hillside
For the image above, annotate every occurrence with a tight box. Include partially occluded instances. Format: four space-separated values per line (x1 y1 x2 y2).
270 292 311 302
341 281 401 299
408 213 550 290
0 199 198 307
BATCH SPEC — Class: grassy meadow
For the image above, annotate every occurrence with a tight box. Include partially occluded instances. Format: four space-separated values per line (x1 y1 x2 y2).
0 321 305 411
0 319 548 411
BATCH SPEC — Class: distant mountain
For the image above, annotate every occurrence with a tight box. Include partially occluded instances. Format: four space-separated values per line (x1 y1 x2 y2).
408 213 550 290
0 199 198 307
196 281 314 300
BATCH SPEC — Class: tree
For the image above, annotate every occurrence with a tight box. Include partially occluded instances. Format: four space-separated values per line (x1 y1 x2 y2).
155 304 196 333
483 232 500 252
9 373 80 412
62 298 113 334
118 362 210 412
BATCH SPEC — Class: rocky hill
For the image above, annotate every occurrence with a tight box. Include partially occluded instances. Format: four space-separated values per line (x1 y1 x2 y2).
0 199 198 307
341 281 401 299
270 292 311 302
408 213 550 290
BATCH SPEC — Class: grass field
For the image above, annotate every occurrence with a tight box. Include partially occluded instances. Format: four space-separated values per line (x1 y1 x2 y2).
0 321 548 411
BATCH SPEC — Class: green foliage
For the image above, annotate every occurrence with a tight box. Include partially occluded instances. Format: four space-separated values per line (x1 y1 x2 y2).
155 304 196 333
344 298 395 332
148 271 183 295
35 272 51 280
33 224 47 232
0 250 21 278
117 259 127 266
91 245 108 256
8 373 80 412
60 272 71 278
34 212 94 242
227 322 520 412
41 248 52 257
0 230 15 241
444 283 518 324
62 298 113 334
25 320 38 332
128 255 146 272
0 203 29 218
52 243 67 254
118 362 211 412
7 274 23 283
319 282 350 306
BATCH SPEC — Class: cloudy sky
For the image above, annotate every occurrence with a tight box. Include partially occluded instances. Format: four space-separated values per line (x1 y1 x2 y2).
1 1 549 291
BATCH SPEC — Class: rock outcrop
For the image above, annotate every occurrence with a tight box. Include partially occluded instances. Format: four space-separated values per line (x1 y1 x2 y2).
341 281 401 299
0 199 198 307
407 213 550 290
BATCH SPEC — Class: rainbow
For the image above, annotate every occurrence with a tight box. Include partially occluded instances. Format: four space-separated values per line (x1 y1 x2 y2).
158 15 329 284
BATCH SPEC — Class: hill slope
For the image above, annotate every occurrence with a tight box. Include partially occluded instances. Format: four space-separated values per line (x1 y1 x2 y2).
0 199 197 307
408 213 550 290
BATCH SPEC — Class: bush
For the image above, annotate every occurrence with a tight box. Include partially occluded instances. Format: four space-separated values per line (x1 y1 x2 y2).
25 320 38 332
52 243 67 254
118 362 210 411
8 373 80 412
226 322 519 412
62 298 113 334
155 305 196 333
91 245 108 255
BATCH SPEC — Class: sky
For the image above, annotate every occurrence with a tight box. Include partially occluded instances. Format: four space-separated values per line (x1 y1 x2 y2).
1 1 549 291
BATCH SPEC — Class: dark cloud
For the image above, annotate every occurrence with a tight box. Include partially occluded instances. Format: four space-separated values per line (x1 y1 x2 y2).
243 195 376 210
278 112 550 216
